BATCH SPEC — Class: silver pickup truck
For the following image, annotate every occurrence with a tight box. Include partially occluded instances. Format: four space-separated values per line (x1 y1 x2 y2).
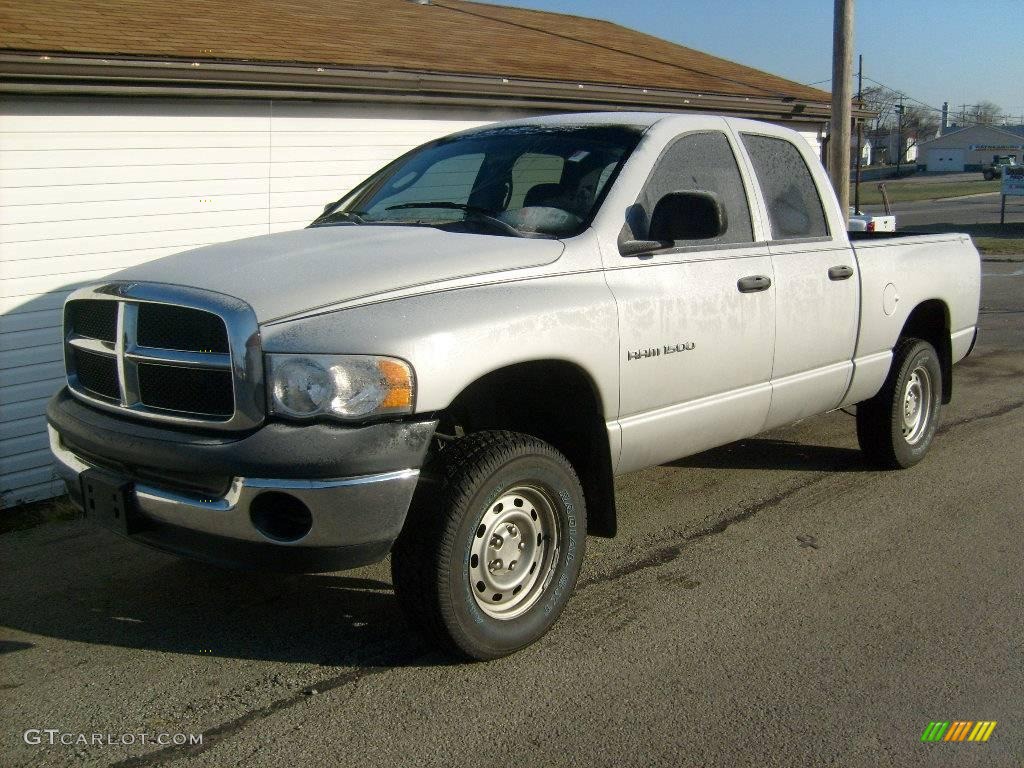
48 113 980 659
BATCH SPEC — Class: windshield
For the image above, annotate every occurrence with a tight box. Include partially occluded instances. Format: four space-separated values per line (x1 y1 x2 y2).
313 124 644 238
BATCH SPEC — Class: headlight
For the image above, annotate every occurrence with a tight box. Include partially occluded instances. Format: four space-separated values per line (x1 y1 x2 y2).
267 354 414 421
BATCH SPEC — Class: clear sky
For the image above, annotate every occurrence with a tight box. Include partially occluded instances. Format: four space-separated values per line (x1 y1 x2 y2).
497 0 1024 123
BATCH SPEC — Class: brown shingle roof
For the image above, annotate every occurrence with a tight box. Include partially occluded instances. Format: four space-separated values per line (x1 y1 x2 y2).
0 0 830 103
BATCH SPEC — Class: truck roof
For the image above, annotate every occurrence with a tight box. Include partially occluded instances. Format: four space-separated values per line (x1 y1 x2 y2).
449 111 793 138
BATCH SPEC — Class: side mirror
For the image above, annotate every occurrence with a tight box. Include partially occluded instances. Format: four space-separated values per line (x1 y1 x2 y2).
322 201 337 215
650 191 728 241
618 191 728 256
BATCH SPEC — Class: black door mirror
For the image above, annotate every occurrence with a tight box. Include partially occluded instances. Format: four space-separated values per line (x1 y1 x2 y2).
649 191 728 241
618 190 729 256
322 201 337 215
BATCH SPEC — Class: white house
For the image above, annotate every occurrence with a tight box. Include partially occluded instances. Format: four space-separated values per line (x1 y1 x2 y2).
0 0 840 506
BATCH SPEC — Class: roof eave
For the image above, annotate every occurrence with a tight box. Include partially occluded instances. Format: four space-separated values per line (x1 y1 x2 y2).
0 52 848 122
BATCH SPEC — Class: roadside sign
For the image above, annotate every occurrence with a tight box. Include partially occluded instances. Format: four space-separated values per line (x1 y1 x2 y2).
1003 166 1024 196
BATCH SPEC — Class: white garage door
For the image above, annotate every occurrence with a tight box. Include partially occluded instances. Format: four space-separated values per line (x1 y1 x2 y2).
927 148 965 172
0 96 538 506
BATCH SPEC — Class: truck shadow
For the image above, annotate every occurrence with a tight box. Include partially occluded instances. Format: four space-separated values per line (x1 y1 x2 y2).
668 438 871 473
0 531 448 667
2 437 871 666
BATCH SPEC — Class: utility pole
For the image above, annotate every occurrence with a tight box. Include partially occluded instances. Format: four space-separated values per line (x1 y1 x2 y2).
829 0 854 226
854 53 863 212
895 96 904 178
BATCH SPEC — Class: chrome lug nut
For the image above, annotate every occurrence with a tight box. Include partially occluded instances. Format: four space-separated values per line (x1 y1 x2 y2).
518 541 526 551
490 535 504 549
488 558 503 572
507 524 518 536
508 560 517 571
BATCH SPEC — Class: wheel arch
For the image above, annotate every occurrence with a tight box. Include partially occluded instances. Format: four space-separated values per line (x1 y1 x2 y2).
900 298 953 404
436 359 617 538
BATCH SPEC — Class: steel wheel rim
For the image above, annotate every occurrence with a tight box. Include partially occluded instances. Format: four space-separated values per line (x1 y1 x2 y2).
902 365 932 445
469 484 560 620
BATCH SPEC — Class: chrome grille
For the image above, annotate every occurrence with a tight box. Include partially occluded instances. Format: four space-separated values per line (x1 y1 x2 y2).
62 283 264 431
67 300 117 343
70 347 120 400
136 303 229 353
137 363 234 416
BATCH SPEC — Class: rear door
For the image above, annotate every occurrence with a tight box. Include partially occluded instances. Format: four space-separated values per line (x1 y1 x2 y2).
604 129 775 473
736 130 859 430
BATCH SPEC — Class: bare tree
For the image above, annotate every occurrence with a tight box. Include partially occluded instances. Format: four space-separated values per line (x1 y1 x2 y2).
969 100 1004 125
901 104 939 151
859 85 899 130
859 85 939 163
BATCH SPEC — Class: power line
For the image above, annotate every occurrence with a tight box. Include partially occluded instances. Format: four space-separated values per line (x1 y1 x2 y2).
860 74 1010 129
810 72 1018 129
431 0 805 101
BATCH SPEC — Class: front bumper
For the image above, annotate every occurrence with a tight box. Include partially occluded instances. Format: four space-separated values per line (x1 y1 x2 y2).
47 389 436 572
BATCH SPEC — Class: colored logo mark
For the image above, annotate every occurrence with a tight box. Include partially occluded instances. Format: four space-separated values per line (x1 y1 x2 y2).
921 721 997 742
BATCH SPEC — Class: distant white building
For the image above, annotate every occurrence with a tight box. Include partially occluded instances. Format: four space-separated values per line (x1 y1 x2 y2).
917 125 1024 172
852 138 873 167
868 132 918 166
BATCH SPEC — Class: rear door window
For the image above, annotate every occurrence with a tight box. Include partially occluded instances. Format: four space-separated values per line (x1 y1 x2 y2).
741 134 829 240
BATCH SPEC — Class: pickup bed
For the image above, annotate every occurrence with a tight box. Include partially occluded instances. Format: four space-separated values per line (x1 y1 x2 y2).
48 113 980 659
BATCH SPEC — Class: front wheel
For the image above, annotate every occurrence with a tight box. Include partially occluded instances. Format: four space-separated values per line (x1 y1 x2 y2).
391 430 586 660
856 338 942 469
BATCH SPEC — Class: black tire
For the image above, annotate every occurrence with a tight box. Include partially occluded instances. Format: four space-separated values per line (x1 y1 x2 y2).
391 430 586 660
856 337 942 469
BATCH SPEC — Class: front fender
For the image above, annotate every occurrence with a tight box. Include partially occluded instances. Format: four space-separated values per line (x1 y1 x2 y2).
259 272 621 422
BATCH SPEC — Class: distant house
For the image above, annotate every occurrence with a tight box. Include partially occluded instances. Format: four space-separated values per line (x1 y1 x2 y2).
916 125 1024 172
865 130 919 166
0 0 844 505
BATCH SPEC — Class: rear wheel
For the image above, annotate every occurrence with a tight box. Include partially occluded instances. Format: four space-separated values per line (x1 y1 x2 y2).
856 338 942 469
391 430 586 660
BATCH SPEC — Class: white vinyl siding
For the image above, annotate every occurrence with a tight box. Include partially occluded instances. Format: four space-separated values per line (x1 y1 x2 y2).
0 96 538 506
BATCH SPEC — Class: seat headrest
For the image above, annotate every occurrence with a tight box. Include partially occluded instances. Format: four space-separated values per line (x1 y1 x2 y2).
523 183 565 208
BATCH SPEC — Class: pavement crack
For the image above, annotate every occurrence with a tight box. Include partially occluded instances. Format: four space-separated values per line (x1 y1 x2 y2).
581 397 1024 592
581 474 830 590
110 651 426 767
937 398 1024 436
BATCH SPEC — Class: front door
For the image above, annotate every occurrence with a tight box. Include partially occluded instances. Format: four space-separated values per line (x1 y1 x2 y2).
605 130 775 473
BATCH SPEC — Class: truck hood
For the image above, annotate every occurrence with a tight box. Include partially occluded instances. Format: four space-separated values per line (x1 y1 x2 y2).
113 225 564 322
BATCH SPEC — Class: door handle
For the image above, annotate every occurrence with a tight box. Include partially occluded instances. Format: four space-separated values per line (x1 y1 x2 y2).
737 275 772 293
828 265 854 280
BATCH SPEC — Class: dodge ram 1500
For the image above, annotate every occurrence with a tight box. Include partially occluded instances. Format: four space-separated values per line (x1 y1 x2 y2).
48 113 981 659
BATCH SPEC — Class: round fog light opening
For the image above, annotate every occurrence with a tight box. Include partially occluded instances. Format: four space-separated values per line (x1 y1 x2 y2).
249 492 313 542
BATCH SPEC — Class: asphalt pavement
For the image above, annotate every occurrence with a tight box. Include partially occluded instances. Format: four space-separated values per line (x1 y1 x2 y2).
2 265 1023 768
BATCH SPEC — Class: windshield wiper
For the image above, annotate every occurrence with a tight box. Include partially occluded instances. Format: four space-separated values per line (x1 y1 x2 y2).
314 209 369 226
385 202 525 237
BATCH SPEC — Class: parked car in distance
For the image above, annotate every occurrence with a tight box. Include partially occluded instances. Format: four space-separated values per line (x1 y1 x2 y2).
49 113 981 659
982 155 1017 180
